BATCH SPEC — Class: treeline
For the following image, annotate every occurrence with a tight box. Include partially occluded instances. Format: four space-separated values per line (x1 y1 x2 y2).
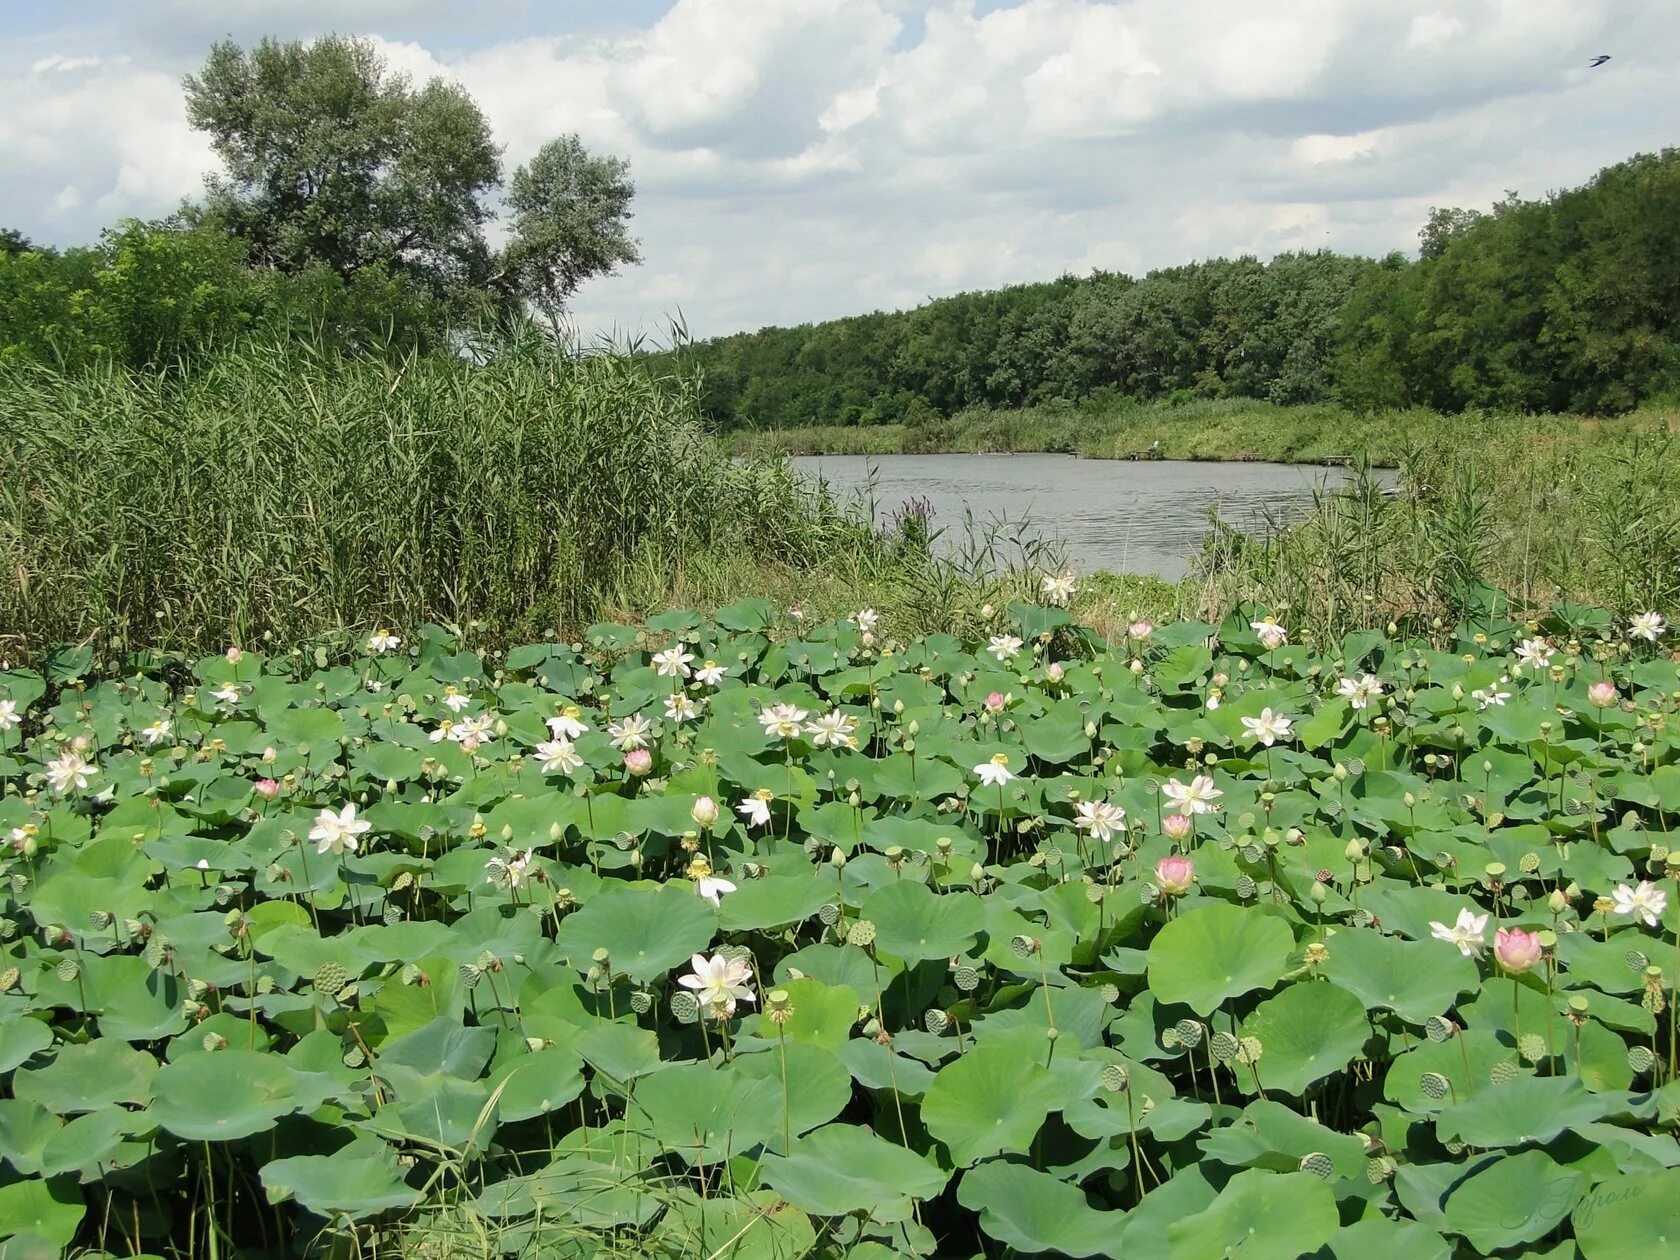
681 148 1680 427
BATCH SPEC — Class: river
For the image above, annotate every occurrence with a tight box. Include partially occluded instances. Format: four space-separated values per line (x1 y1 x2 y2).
792 453 1389 580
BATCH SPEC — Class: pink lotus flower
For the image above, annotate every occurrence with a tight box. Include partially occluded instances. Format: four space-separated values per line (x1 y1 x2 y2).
1161 813 1192 842
253 778 280 801
1587 680 1617 709
1493 927 1543 975
625 748 653 777
984 691 1007 713
1155 855 1195 896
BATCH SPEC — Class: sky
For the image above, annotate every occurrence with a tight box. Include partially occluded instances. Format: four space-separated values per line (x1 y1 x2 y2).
4 0 1678 341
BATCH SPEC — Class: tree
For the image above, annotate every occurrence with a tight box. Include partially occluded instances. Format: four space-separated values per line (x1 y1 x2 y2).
183 35 638 315
1 229 38 258
501 136 641 322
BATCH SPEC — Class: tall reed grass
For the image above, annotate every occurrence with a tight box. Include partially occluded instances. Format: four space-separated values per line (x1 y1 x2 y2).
0 334 878 658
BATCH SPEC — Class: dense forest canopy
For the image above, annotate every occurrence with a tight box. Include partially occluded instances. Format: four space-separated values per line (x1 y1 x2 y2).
678 148 1680 426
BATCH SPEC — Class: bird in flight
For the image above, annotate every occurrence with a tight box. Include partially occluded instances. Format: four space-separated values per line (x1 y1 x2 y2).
1589 54 1611 67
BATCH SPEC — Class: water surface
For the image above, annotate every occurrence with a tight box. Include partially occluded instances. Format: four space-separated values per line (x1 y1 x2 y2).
793 453 1386 580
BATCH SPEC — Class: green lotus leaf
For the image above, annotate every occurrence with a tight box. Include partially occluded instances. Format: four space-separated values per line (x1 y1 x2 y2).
1573 1167 1680 1259
1237 980 1368 1096
729 1042 851 1143
151 1050 336 1141
716 872 833 931
652 1187 818 1260
956 1159 1119 1256
1442 1148 1584 1254
1166 1169 1339 1260
575 1022 667 1083
0 1176 86 1248
628 1061 780 1165
260 1139 421 1220
1435 1074 1606 1148
554 883 718 982
1325 1216 1451 1260
0 1018 53 1074
922 1044 1062 1167
1320 927 1477 1024
1147 903 1295 1015
760 1123 948 1220
12 1040 159 1114
0 1099 61 1177
1199 1099 1365 1178
487 1048 587 1123
753 977 860 1051
37 1105 144 1179
859 880 985 962
377 1016 495 1079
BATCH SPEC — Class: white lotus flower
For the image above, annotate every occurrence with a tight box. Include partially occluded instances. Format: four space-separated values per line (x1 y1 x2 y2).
805 710 858 748
45 751 95 794
607 714 652 750
1041 570 1077 606
757 703 808 740
1611 881 1669 928
1073 800 1126 843
695 874 737 906
0 698 20 732
486 848 535 889
1250 619 1288 650
1630 611 1666 642
309 804 371 856
450 714 495 745
139 718 173 746
368 630 401 654
854 609 879 633
664 692 700 724
546 708 589 740
1241 707 1294 747
536 738 583 774
973 753 1015 787
678 952 756 1010
987 634 1024 662
737 790 774 829
1513 638 1553 669
442 687 472 713
1336 675 1383 710
1429 907 1489 958
1472 683 1511 710
212 682 241 707
652 646 694 679
695 660 728 687
1162 774 1222 815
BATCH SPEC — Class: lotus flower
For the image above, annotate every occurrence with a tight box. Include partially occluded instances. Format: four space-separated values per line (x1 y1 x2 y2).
1155 855 1195 895
1493 927 1543 974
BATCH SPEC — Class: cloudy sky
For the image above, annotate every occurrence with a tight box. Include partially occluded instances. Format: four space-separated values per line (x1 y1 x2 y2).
4 1 1678 340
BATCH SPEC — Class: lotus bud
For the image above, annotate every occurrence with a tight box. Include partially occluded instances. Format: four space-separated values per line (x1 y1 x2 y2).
1047 662 1065 683
624 748 652 777
970 862 986 883
1162 814 1192 842
892 699 904 715
1493 927 1543 975
690 796 719 828
1154 855 1195 895
1547 889 1569 914
985 691 1006 713
1587 680 1617 708
1309 880 1328 905
1451 683 1464 701
1344 839 1365 863
1129 658 1144 675
829 847 847 868
1332 762 1348 781
1402 792 1415 808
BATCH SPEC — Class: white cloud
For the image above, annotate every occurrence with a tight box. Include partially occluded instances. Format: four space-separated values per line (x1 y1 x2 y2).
4 0 1678 340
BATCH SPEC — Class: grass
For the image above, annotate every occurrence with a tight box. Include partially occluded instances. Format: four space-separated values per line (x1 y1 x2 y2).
725 396 1680 465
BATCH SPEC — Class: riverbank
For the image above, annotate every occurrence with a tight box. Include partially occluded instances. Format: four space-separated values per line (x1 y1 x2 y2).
725 398 1676 464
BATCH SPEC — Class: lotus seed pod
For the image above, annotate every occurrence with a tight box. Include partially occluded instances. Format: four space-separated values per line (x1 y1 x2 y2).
203 1032 228 1053
1299 1152 1335 1179
924 1009 950 1034
1567 995 1589 1015
1100 1063 1129 1092
1629 1045 1656 1073
1625 949 1650 972
848 919 876 948
1210 1031 1240 1062
1489 1060 1519 1085
1419 1072 1450 1100
1099 983 1119 1003
1161 1025 1182 1049
0 967 21 991
1424 1016 1456 1042
817 903 842 927
1518 1034 1546 1063
56 957 79 983
953 965 980 991
629 990 653 1014
1174 1019 1204 1047
670 991 701 1024
1010 934 1039 958
1365 1156 1396 1184
592 947 611 965
1236 1036 1263 1065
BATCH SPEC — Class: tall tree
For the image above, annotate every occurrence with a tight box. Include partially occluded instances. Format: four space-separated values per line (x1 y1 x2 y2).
183 35 638 314
1 229 38 259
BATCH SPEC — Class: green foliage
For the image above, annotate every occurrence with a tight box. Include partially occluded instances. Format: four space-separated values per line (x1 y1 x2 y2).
0 599 1676 1256
184 35 637 319
0 333 890 656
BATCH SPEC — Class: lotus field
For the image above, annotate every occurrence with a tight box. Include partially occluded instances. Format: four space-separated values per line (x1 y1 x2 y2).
4 597 1680 1258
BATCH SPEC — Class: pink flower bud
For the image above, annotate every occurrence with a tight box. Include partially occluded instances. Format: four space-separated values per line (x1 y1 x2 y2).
1587 680 1617 709
1046 662 1065 683
1161 813 1192 841
1493 927 1543 974
690 795 718 827
985 691 1007 713
1128 621 1154 640
253 778 280 801
1155 855 1195 895
226 646 243 664
625 748 653 777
